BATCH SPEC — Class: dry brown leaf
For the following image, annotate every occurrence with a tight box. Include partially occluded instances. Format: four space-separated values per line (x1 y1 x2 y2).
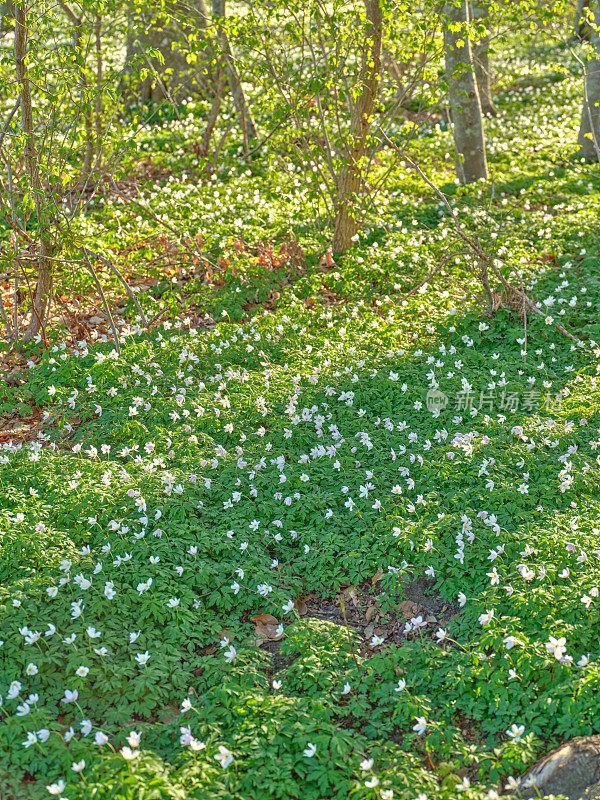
319 252 336 268
220 628 233 643
295 596 309 616
251 614 278 625
365 605 377 624
251 613 283 641
341 585 359 606
254 624 283 641
371 567 384 586
364 623 374 639
398 600 420 619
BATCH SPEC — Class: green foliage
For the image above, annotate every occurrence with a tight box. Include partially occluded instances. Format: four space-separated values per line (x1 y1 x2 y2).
1 7 600 800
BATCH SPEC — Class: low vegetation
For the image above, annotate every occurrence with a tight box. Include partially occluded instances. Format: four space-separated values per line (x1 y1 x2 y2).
1 10 600 800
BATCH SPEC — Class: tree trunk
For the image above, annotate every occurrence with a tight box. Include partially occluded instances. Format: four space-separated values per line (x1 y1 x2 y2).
383 48 409 105
202 64 225 154
577 0 600 160
1 0 12 31
444 1 488 184
332 0 383 254
125 0 210 102
94 13 103 171
58 2 95 181
573 0 591 39
77 26 95 181
14 1 56 341
211 0 257 150
470 1 497 116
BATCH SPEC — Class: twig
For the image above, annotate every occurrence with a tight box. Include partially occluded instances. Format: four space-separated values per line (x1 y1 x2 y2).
0 96 21 152
245 113 290 157
80 247 149 327
339 597 363 675
377 127 581 344
395 251 471 307
0 285 11 336
82 250 121 355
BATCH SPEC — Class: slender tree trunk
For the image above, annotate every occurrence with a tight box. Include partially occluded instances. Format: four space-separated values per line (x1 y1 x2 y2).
59 2 94 181
124 0 210 103
383 48 408 105
1 0 12 31
202 65 225 154
332 0 383 254
573 0 591 39
94 13 103 171
470 1 497 116
81 62 95 181
198 0 209 33
14 1 56 341
444 1 488 184
577 0 600 160
211 0 257 152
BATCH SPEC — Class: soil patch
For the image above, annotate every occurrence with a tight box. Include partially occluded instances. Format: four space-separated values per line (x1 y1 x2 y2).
303 576 459 651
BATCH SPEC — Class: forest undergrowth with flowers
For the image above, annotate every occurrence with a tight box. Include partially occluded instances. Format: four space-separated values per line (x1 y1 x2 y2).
1 36 600 800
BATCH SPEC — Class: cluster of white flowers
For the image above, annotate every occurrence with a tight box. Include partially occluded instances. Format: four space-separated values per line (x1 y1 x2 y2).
1 70 599 789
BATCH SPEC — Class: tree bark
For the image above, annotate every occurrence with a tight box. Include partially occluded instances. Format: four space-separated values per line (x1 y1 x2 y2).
211 0 257 150
444 1 488 184
58 2 95 181
94 13 103 171
125 0 210 102
202 64 225 154
14 0 56 341
470 1 497 116
573 0 592 39
1 0 12 31
332 0 383 254
577 0 600 160
383 49 409 105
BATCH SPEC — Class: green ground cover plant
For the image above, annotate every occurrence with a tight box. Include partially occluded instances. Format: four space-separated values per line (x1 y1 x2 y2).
1 25 600 800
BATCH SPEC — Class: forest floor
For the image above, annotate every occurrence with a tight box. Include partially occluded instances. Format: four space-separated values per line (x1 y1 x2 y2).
1 40 600 800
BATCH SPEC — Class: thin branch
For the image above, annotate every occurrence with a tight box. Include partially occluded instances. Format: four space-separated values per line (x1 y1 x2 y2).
245 113 290 157
57 0 81 27
82 250 121 355
0 96 21 152
377 127 581 344
0 286 11 336
80 247 149 327
395 251 472 307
